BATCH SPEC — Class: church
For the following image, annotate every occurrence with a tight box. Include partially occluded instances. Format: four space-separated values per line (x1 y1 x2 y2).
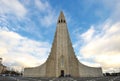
24 11 103 77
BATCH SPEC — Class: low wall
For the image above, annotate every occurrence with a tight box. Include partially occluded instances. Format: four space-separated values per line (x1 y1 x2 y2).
24 63 46 77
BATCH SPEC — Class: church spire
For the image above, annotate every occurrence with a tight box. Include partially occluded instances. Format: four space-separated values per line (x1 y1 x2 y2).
24 11 103 78
57 11 66 24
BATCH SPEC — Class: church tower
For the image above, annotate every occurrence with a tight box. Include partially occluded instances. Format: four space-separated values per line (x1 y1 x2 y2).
24 11 103 78
46 11 79 77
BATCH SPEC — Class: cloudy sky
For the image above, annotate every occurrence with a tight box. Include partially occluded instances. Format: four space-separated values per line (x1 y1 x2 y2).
0 0 120 73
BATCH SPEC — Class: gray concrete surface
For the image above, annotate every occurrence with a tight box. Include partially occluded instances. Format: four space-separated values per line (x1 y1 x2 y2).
0 76 120 81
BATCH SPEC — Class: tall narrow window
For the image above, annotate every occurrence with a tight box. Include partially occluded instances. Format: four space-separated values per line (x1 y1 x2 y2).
59 20 60 23
61 55 64 68
61 19 63 23
64 20 65 23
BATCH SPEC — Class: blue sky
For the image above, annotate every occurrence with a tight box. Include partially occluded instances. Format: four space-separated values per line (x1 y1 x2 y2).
0 0 120 72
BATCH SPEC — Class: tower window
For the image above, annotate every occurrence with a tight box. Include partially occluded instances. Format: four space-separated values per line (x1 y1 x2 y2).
59 20 60 23
64 20 65 23
61 19 63 23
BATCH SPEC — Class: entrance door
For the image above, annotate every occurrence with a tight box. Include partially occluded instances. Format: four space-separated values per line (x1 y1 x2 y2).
60 70 64 77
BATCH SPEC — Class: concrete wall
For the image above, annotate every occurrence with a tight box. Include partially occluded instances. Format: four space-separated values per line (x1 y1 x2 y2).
24 63 46 77
79 63 103 77
0 65 4 73
0 64 6 74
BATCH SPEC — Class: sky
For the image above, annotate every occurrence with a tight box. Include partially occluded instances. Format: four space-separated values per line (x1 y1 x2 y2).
0 0 120 73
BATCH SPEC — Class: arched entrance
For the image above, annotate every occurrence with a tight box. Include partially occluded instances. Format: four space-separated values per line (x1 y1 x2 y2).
60 70 64 77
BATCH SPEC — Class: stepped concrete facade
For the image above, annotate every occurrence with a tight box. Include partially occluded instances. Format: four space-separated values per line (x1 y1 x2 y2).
24 11 103 77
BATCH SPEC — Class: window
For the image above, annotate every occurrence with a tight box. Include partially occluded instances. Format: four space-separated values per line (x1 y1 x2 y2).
61 55 64 68
61 19 63 23
64 20 65 23
59 20 60 23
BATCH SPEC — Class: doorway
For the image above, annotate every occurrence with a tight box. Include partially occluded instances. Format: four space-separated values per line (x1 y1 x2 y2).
60 70 64 77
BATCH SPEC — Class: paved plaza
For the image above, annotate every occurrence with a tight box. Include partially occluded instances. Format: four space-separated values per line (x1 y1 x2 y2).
0 76 120 81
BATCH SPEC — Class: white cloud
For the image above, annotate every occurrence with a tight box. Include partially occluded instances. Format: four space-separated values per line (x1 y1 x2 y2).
35 0 51 12
81 61 101 67
40 11 57 27
102 0 120 20
34 0 57 27
0 28 50 71
74 0 120 72
79 21 120 72
81 26 95 42
0 0 27 18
